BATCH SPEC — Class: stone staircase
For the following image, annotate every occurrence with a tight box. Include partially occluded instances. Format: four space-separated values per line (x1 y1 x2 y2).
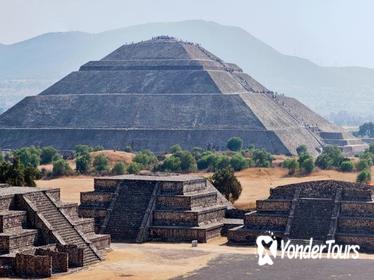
79 175 229 243
289 198 334 241
228 180 374 252
105 182 156 241
0 186 110 278
23 191 101 266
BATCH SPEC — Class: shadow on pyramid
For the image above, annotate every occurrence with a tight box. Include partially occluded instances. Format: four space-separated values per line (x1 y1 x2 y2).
0 36 366 155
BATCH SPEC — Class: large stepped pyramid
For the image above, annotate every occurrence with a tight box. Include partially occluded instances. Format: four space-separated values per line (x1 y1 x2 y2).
228 180 374 252
0 186 110 278
79 174 231 243
0 36 366 156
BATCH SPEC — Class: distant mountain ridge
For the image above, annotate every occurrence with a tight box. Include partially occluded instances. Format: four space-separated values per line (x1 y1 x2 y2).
1 20 373 118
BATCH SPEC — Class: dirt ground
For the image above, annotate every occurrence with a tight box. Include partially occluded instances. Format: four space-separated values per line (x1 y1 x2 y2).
36 167 373 280
36 167 363 208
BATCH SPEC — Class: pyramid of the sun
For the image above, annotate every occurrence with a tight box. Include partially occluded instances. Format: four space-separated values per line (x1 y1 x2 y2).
0 36 366 155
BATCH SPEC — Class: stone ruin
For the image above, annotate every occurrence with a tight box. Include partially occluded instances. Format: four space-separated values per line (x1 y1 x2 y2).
0 186 110 278
79 174 234 243
0 36 366 156
228 180 374 252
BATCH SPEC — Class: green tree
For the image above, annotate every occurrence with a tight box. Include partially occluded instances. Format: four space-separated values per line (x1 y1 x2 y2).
161 156 182 172
133 150 158 168
75 145 92 157
212 155 231 171
227 137 243 151
230 153 249 171
52 158 71 177
127 162 142 174
252 148 273 167
174 151 197 172
169 144 183 154
357 169 371 184
0 152 3 163
93 155 109 172
340 160 354 172
301 158 315 174
14 146 41 168
40 146 58 164
357 122 374 137
111 161 126 175
356 159 371 171
211 167 242 202
0 157 37 186
76 153 92 174
283 158 299 175
315 146 344 169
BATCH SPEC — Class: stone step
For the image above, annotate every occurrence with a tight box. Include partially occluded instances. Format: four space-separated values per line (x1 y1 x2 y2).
156 191 217 210
227 226 283 244
153 206 226 227
0 210 27 233
150 221 223 243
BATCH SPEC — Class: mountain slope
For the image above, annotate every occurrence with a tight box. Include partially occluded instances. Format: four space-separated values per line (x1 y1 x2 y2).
1 20 373 116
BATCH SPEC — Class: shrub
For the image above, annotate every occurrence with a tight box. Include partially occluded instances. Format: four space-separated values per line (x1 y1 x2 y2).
161 156 181 172
93 155 109 172
111 161 126 175
0 157 39 187
301 158 315 174
127 162 142 174
315 146 344 169
191 147 204 160
211 167 242 202
296 145 308 156
230 153 249 171
76 153 91 174
252 148 273 167
14 146 41 168
212 155 231 171
74 145 92 157
359 151 374 165
173 151 197 172
227 137 243 151
0 152 3 163
40 146 58 164
357 122 374 138
133 150 158 168
357 169 371 184
196 152 216 170
52 159 71 177
340 160 354 172
169 144 182 154
283 158 299 175
356 159 371 171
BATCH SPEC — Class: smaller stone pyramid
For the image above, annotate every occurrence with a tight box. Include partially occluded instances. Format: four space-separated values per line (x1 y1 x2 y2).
228 180 374 252
79 174 231 243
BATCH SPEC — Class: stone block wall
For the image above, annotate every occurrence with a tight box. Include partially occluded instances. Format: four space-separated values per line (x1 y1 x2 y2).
15 253 52 278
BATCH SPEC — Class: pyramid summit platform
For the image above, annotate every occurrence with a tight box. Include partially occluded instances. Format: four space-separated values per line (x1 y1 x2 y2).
0 36 366 155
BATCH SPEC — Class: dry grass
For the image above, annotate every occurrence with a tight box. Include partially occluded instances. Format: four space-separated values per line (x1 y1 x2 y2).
37 166 368 208
39 150 135 172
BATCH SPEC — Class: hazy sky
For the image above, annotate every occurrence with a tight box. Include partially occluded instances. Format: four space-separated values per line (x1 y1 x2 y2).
1 0 374 67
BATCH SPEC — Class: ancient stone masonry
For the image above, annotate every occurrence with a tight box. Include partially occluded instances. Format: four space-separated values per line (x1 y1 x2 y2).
0 36 365 155
228 180 374 252
0 186 110 278
79 174 231 243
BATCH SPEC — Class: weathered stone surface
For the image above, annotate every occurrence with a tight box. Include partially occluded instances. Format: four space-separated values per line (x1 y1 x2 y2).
0 187 110 277
0 36 365 155
228 180 374 252
79 174 231 243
